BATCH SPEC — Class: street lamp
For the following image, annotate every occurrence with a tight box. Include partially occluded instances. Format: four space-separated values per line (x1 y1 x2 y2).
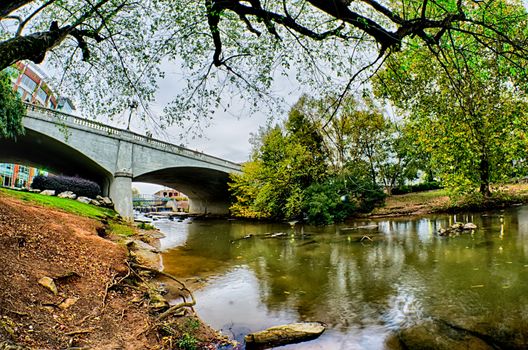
126 100 139 131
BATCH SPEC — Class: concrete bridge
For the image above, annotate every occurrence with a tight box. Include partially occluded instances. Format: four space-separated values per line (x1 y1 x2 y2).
0 104 241 220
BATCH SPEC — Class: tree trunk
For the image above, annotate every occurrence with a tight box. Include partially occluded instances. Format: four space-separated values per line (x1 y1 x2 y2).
479 154 491 197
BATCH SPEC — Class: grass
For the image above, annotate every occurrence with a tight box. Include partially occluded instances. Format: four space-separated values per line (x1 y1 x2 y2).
0 187 116 219
372 184 528 217
109 222 136 237
0 187 142 238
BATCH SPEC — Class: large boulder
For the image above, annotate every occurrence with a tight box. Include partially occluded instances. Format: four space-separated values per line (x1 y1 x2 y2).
244 322 325 349
126 239 161 270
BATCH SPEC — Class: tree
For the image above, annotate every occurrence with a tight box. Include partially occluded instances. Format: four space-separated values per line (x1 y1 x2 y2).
230 112 328 221
1 0 528 131
374 9 528 196
286 94 420 193
229 96 390 223
0 70 25 139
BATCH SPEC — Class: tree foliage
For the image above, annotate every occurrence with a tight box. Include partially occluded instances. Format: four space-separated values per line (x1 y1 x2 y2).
1 0 528 132
374 3 528 195
0 70 25 139
229 96 389 224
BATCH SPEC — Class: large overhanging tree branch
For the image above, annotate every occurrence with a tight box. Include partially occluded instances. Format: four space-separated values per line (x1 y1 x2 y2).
1 0 527 137
205 0 527 65
0 0 112 71
0 0 34 20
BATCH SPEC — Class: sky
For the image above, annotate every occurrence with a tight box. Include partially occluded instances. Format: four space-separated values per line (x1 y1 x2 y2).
129 63 303 194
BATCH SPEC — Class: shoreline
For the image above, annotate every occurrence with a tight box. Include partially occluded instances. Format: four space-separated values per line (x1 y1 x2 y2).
0 189 227 350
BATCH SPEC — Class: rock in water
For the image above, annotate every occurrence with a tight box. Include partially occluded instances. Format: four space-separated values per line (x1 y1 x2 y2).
244 322 325 349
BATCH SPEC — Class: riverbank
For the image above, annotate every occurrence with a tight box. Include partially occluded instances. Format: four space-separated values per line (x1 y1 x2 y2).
369 183 528 218
0 188 222 349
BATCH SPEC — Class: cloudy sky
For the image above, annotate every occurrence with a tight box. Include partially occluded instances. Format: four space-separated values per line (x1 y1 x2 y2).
130 63 303 194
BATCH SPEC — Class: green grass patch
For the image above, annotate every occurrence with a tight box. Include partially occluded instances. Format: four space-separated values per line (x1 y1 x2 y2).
137 222 156 230
0 187 115 219
108 222 136 237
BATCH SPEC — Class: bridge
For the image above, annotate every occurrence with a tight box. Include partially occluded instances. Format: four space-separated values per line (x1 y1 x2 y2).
0 104 242 220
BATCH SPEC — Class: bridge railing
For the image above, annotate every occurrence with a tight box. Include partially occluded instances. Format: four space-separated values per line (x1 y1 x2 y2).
24 103 241 171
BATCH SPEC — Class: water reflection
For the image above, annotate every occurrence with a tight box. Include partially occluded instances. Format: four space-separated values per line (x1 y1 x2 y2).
158 207 528 349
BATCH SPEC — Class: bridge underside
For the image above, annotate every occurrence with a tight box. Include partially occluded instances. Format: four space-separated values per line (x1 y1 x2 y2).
0 130 112 193
134 167 232 215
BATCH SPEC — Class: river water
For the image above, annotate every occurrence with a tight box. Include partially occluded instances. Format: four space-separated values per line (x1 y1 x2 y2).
153 206 528 349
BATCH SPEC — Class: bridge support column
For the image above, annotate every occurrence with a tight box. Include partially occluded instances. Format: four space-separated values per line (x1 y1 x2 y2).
110 171 133 221
188 198 230 215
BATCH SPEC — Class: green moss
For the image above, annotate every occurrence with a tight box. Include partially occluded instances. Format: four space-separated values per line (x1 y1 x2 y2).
0 187 115 219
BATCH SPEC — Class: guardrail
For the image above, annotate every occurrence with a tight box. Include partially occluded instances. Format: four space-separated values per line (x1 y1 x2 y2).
23 103 241 171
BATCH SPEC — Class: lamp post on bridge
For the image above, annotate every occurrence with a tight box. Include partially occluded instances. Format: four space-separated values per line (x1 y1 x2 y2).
126 100 138 131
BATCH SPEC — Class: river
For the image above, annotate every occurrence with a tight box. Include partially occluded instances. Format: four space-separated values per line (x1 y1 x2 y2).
151 206 528 349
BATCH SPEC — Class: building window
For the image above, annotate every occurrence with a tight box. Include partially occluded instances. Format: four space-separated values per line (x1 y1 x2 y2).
20 74 37 92
2 176 12 187
36 88 48 105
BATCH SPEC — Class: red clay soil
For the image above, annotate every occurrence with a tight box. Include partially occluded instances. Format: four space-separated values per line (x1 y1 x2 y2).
0 194 220 349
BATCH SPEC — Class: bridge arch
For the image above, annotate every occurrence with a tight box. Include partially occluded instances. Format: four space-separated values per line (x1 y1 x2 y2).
0 128 113 193
133 166 232 214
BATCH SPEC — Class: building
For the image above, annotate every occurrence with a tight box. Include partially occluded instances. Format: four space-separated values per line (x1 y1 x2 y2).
154 189 189 212
5 61 76 112
0 163 46 189
1 62 64 190
154 189 187 199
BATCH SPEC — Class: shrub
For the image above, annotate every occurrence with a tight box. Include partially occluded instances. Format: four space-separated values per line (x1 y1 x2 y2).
31 175 101 198
177 333 198 350
137 222 156 230
302 175 385 225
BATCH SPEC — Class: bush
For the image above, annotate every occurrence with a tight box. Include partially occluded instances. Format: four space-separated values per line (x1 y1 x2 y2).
31 175 101 198
392 181 443 195
302 175 385 225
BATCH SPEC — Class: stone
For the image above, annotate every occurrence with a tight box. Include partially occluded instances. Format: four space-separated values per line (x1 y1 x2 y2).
97 196 113 206
244 322 325 349
397 320 494 350
437 222 477 236
58 297 78 310
76 196 92 204
29 189 41 193
40 190 55 196
463 223 478 230
127 239 161 270
57 191 76 199
149 293 169 310
90 199 102 206
38 276 58 295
